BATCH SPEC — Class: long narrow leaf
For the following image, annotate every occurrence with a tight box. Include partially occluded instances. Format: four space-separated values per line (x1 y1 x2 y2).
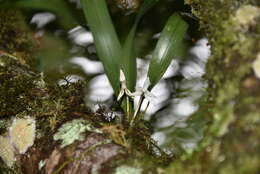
119 0 159 116
81 0 122 94
148 13 188 88
121 28 137 92
135 0 159 25
121 0 159 91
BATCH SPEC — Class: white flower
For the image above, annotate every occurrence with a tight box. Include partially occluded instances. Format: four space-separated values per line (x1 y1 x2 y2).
117 69 136 101
134 78 157 104
117 69 156 104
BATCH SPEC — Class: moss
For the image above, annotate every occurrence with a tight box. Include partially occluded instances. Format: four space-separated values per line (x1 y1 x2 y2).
163 0 260 173
0 51 89 131
0 57 36 117
1 1 259 173
185 0 260 139
0 10 36 67
0 120 6 131
102 125 129 148
0 9 101 172
0 9 38 117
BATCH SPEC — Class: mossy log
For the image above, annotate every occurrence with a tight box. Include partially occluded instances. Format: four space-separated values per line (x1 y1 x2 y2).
0 0 260 173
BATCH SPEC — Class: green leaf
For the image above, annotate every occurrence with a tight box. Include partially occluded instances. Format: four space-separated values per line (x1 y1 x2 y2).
3 0 76 30
121 0 159 91
148 13 188 88
121 28 137 92
81 0 122 94
135 0 159 24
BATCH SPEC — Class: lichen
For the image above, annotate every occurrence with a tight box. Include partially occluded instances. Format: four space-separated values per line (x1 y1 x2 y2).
9 117 36 154
0 136 15 167
114 165 142 174
234 5 260 26
252 53 260 79
164 0 260 173
53 119 102 148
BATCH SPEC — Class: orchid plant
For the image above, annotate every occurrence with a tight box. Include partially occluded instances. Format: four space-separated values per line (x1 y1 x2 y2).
5 0 188 126
80 0 188 125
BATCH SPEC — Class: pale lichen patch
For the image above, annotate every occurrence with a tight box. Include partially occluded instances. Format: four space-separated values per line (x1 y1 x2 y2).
252 53 260 79
235 5 260 26
9 117 36 154
114 165 142 174
53 119 102 148
0 136 16 167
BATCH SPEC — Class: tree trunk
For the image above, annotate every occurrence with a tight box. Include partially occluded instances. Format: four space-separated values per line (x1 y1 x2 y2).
165 0 260 173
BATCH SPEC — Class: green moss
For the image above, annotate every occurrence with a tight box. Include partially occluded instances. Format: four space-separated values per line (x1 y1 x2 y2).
0 9 38 117
163 0 260 173
0 50 89 131
0 10 36 67
0 58 38 117
1 2 259 173
0 120 6 130
187 0 260 139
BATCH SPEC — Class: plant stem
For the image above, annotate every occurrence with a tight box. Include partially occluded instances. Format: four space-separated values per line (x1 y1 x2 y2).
121 96 134 123
130 93 144 126
0 51 18 60
144 101 150 114
127 96 130 120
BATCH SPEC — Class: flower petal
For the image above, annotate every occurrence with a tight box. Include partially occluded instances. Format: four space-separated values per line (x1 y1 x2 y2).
143 78 151 90
119 69 126 82
117 88 125 101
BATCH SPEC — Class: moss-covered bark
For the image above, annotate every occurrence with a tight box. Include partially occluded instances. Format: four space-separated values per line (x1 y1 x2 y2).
0 10 165 174
0 9 120 174
165 0 260 173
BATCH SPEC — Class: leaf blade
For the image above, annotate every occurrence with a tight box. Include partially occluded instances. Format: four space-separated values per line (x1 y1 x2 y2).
121 0 159 91
148 13 188 88
81 0 122 94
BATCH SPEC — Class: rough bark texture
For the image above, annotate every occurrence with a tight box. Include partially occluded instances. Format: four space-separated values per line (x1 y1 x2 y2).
1 0 260 173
